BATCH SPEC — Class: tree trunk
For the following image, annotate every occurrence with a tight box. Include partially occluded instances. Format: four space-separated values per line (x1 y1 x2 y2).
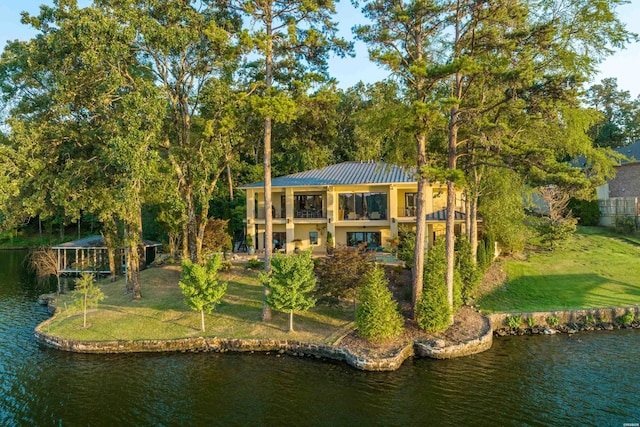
181 221 189 260
83 292 87 328
445 179 456 320
289 310 294 332
201 309 206 332
227 163 234 201
445 99 461 325
470 190 478 264
126 221 142 300
261 14 274 323
412 133 429 318
464 191 471 238
102 217 118 282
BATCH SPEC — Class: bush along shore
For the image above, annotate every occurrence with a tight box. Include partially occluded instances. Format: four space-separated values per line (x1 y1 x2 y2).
489 307 640 337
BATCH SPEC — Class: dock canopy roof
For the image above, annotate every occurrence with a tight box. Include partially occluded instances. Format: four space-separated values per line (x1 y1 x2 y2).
52 235 162 250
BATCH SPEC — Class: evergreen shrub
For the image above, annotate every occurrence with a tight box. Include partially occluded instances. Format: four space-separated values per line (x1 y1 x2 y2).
356 265 404 342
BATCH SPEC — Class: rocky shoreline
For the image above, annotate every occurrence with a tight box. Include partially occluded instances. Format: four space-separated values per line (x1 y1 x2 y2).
495 321 640 336
489 306 640 337
35 297 493 371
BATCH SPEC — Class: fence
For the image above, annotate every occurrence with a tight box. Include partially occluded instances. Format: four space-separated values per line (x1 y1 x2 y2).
598 197 639 226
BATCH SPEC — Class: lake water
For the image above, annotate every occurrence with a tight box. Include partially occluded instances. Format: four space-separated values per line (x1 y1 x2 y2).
1 250 640 426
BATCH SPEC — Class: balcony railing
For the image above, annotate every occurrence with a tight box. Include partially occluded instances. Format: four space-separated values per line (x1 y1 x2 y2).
341 211 387 220
255 210 286 220
295 209 325 219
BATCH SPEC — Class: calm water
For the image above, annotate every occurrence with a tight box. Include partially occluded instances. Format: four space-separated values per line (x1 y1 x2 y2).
2 250 640 426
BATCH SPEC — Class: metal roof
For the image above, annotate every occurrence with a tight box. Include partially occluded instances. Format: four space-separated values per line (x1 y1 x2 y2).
425 209 467 222
52 235 162 249
238 161 417 189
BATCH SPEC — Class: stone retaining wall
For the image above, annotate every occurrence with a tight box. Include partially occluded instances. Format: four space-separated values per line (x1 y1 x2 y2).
488 306 640 334
414 315 493 359
35 314 493 371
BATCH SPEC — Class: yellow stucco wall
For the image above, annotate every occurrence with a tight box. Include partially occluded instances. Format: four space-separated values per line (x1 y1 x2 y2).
245 181 462 253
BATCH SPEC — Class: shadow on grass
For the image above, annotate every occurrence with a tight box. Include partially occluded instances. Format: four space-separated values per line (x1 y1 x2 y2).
479 273 640 313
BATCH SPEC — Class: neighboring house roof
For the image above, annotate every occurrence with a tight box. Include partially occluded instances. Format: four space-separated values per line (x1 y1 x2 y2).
613 140 640 164
238 161 417 189
52 235 162 249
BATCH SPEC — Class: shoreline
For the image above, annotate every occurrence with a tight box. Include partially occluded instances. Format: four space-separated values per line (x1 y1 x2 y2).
488 306 640 336
34 303 493 371
34 299 640 369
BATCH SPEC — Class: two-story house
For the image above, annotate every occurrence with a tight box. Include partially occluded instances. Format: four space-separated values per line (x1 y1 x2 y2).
238 161 468 254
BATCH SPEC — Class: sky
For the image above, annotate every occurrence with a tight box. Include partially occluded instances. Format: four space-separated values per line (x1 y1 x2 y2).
1 0 639 97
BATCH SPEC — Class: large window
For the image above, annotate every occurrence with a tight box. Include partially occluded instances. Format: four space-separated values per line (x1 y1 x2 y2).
294 194 324 218
338 192 387 220
346 232 382 250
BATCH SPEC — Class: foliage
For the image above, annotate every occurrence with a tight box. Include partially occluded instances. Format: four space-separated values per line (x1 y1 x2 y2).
416 240 461 332
314 245 372 309
455 236 481 303
526 317 536 328
546 315 560 327
534 185 578 250
477 234 496 272
326 231 334 251
568 198 601 226
261 250 317 332
245 234 254 248
356 265 404 342
72 273 105 329
614 216 637 234
396 226 416 270
479 170 528 254
179 255 228 332
245 259 264 270
584 315 597 326
28 247 62 294
505 315 523 329
586 78 640 148
535 216 578 250
617 312 635 325
202 218 233 257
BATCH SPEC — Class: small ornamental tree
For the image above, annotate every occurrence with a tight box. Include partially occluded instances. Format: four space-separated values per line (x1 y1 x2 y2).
314 245 372 312
179 254 228 332
261 250 317 333
72 273 105 329
29 247 62 294
356 265 404 342
201 218 233 259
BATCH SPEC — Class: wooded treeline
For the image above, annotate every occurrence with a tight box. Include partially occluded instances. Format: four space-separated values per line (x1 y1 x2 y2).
0 0 636 316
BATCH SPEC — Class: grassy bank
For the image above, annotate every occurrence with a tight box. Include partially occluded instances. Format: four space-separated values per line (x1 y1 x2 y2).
479 226 640 313
45 264 354 344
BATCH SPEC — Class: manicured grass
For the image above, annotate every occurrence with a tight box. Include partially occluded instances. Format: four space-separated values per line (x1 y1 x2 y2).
45 264 354 344
478 226 640 313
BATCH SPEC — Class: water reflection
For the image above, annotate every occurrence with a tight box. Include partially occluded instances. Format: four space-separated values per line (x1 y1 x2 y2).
1 250 640 426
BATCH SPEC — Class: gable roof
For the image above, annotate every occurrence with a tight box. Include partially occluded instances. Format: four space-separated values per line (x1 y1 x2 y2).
238 161 417 189
614 140 640 165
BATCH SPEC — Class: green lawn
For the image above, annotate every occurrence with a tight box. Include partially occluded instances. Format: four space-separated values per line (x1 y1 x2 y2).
478 226 640 313
45 264 354 344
